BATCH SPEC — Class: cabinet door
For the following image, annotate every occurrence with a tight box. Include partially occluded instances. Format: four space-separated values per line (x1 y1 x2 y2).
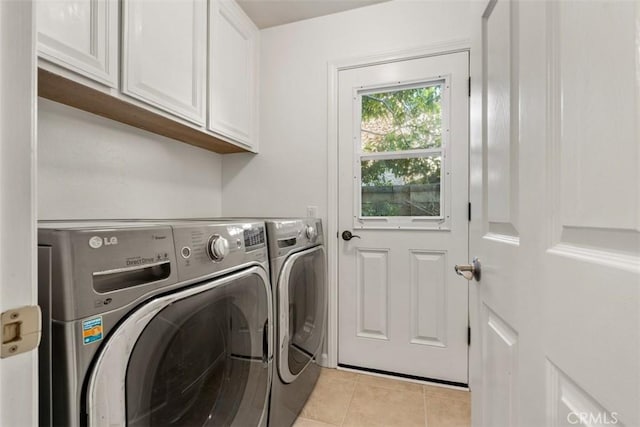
209 0 259 150
37 0 118 87
123 0 206 125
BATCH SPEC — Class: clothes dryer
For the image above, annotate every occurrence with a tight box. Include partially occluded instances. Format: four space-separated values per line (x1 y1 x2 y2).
38 220 272 427
263 218 327 427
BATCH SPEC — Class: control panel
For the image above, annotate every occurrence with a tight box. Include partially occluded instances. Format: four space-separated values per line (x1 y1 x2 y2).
243 226 266 251
172 222 267 282
266 218 323 259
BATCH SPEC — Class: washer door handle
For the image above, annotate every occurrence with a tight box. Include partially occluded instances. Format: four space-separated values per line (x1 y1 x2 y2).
262 318 269 365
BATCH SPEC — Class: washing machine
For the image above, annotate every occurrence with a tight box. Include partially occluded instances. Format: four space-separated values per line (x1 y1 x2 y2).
264 218 327 427
38 220 272 427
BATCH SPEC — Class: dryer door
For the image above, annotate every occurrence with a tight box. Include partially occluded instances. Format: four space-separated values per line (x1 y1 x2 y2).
277 245 327 384
86 266 272 427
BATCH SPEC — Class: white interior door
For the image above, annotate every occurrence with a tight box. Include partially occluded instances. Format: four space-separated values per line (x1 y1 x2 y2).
338 52 470 384
469 1 640 426
0 1 38 425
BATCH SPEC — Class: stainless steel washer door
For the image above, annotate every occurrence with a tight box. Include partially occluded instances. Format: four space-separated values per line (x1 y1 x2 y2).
86 266 272 427
277 246 326 384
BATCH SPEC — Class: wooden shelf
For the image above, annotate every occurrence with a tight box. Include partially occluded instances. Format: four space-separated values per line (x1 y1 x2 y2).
38 68 248 154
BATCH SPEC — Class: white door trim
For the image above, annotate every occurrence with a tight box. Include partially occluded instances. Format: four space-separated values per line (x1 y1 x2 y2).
325 39 471 368
0 0 38 424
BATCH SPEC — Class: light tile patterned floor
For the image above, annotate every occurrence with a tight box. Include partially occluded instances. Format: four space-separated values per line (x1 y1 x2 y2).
294 368 471 427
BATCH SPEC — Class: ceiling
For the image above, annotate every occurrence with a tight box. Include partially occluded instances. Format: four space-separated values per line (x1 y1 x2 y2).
236 0 391 29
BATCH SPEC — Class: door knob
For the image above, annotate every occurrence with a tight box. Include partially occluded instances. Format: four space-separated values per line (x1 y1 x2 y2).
341 230 361 241
455 257 481 281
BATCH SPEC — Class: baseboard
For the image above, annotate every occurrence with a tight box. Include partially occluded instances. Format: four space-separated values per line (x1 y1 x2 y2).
337 363 469 390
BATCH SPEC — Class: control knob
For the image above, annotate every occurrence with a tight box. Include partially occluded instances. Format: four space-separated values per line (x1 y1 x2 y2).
305 225 318 241
207 235 230 261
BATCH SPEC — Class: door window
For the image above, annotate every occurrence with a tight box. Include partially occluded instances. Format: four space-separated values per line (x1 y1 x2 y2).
356 81 450 228
125 273 269 426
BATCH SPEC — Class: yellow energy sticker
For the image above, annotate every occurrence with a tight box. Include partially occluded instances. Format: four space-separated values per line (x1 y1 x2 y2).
82 317 103 345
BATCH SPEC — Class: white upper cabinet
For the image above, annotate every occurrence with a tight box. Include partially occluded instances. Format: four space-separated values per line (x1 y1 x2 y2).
36 0 258 152
37 0 119 87
122 0 207 125
209 0 259 150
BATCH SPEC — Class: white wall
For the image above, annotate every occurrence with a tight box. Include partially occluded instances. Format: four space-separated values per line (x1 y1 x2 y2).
38 98 223 220
221 0 471 223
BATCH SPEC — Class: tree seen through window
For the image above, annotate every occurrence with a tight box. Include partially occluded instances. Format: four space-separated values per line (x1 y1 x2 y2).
359 84 443 217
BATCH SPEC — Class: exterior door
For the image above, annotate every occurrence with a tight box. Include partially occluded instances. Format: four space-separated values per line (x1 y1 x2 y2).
277 246 326 383
338 52 470 384
0 1 38 426
87 267 272 426
469 1 640 426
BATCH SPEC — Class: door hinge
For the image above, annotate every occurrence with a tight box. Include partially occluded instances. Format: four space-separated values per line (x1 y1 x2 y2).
467 326 471 346
1 305 41 358
468 202 472 222
468 76 471 97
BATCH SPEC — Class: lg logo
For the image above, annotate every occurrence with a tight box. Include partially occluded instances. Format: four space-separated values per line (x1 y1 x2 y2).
89 236 118 249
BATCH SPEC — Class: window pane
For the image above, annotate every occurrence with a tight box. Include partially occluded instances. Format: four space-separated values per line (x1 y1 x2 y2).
361 84 442 153
361 156 441 217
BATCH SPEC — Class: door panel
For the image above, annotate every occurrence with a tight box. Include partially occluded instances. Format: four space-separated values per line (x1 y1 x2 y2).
356 248 388 339
122 0 206 124
37 0 118 87
485 0 519 237
209 0 258 149
410 250 447 346
470 0 640 426
338 52 469 383
481 305 518 427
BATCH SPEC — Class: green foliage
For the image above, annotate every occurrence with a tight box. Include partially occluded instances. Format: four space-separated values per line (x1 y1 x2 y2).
361 157 441 187
361 200 402 217
360 85 442 187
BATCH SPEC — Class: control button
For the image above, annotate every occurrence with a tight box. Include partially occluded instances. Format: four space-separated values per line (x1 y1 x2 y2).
181 246 191 259
305 225 318 241
207 235 230 261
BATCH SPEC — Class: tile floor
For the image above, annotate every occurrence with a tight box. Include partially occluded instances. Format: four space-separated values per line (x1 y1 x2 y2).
294 368 471 427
